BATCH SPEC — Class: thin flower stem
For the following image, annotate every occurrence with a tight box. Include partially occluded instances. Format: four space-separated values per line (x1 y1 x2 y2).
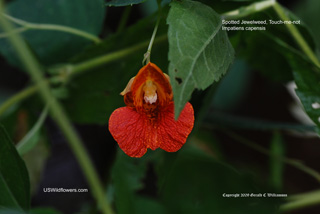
1 13 101 43
273 2 320 69
0 3 114 214
143 0 162 65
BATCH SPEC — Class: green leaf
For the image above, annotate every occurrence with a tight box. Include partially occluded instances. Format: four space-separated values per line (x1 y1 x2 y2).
106 0 148 6
0 125 30 210
167 0 234 118
289 55 320 128
134 197 165 214
0 0 105 66
157 146 280 214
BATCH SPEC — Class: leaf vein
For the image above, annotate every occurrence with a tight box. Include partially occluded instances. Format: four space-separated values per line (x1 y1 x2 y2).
179 21 222 103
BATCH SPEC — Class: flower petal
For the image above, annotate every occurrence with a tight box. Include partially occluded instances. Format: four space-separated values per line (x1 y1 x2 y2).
158 102 194 152
108 107 147 157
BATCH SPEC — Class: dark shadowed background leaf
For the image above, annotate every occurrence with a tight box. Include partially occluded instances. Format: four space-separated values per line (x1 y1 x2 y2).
0 125 30 210
133 196 165 214
111 151 148 214
110 150 167 214
167 0 234 118
0 0 105 67
212 59 251 111
156 146 280 214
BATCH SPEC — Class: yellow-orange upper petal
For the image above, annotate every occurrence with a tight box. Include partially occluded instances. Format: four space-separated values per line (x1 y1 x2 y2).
127 62 173 111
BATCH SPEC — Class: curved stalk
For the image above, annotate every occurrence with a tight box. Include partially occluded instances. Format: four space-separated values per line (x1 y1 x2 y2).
1 13 101 43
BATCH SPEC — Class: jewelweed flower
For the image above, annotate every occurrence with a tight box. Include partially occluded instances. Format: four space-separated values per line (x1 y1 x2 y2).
108 62 194 158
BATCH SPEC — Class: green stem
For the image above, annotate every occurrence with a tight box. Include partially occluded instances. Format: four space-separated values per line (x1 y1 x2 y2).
1 13 101 43
143 0 162 65
0 85 38 117
222 0 275 20
273 2 320 68
0 3 114 214
280 190 320 212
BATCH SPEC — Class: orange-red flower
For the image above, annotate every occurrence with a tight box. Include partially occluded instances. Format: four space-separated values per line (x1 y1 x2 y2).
108 62 194 157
